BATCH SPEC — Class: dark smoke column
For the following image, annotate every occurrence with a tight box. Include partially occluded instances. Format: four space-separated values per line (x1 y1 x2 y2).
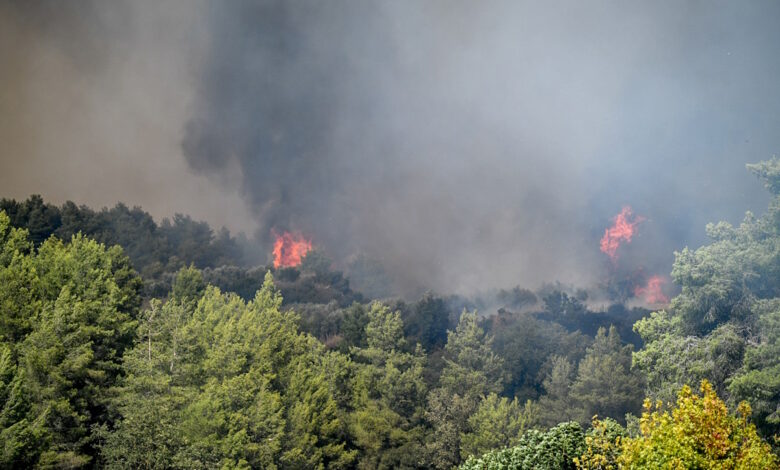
182 1 384 250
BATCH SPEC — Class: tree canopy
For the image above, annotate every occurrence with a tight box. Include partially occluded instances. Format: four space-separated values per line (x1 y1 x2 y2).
1 158 779 467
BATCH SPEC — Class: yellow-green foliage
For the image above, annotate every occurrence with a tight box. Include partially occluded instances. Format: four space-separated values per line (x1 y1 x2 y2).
617 380 777 469
574 417 625 470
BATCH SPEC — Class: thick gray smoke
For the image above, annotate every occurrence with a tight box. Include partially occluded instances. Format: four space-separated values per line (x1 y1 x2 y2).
182 1 779 294
3 1 780 296
0 0 256 233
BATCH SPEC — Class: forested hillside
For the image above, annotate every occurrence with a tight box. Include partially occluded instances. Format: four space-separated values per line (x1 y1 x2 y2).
0 197 365 304
1 160 778 468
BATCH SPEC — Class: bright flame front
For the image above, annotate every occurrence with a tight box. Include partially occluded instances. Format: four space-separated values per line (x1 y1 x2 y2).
272 231 312 268
600 206 645 262
634 275 669 304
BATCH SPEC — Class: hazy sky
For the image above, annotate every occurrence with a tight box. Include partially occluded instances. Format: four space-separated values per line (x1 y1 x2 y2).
0 1 256 232
2 1 779 295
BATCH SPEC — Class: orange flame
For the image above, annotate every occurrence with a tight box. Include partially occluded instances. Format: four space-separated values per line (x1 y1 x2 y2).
600 206 645 262
634 275 669 304
272 231 312 268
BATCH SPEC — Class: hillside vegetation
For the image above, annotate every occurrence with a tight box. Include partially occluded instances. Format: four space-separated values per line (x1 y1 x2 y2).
1 159 779 468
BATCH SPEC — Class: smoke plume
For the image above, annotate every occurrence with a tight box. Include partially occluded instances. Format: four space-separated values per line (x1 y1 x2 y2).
3 1 780 296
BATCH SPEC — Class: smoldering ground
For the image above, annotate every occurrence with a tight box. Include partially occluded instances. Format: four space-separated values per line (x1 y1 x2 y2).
2 1 779 296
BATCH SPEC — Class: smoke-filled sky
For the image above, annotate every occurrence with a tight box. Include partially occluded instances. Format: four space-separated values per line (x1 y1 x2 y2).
2 1 779 295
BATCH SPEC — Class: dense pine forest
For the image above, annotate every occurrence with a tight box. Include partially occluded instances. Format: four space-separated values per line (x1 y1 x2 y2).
1 160 778 468
4 1 780 468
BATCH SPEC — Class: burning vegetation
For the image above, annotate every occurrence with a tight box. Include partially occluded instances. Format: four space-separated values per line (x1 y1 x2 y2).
633 275 670 305
2 0 779 467
599 206 644 262
3 159 780 469
272 230 313 268
600 206 669 306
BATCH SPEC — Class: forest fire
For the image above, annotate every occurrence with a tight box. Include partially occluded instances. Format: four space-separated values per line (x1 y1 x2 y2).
600 206 645 262
272 230 312 268
633 275 669 304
